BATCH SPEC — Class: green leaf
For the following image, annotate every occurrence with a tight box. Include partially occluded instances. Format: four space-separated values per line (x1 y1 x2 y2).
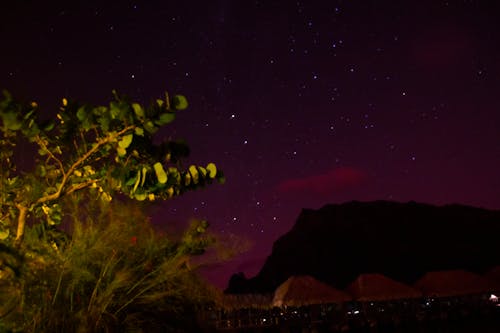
141 167 148 186
0 229 9 240
168 167 181 185
23 109 36 121
125 175 137 186
217 172 226 184
110 102 121 119
171 94 188 110
134 127 144 136
132 103 144 118
155 112 175 125
132 169 141 193
184 172 191 186
76 107 87 121
97 114 110 132
144 121 156 133
117 146 126 157
206 163 217 178
198 166 207 178
153 162 167 184
2 112 22 130
189 165 199 184
118 134 133 149
43 121 55 131
38 165 47 177
134 192 147 201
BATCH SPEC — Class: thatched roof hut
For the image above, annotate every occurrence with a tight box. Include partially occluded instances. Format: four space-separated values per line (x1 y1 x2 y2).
346 273 421 301
414 269 491 297
272 275 352 307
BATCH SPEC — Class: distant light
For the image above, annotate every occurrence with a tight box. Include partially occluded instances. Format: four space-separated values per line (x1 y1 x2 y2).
353 310 360 314
490 294 498 303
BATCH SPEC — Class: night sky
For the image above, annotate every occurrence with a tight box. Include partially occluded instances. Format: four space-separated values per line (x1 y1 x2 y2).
2 1 499 288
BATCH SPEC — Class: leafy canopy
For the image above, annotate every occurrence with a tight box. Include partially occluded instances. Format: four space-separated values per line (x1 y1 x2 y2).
0 90 224 243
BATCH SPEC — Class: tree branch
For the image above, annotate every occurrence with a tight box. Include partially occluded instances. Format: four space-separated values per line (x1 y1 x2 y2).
64 178 101 196
35 125 135 205
14 203 28 244
35 135 65 178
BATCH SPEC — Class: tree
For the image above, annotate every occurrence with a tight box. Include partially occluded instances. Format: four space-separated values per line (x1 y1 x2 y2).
0 90 223 245
0 90 224 332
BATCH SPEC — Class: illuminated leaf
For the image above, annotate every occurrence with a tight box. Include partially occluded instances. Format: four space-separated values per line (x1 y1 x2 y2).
206 163 217 178
118 134 133 149
134 192 147 201
117 146 126 157
0 229 9 240
144 120 156 133
134 127 144 136
184 172 191 186
141 167 147 186
171 94 188 110
189 165 199 184
198 166 207 178
132 103 144 118
155 112 175 125
132 169 141 193
153 162 167 184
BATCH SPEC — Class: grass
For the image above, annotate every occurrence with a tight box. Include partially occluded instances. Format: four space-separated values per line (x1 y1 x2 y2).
0 197 217 332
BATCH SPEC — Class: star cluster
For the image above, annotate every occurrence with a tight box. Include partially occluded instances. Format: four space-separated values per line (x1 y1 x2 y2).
1 1 499 287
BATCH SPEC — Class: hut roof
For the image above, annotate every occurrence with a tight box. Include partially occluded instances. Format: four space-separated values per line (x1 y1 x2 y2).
414 269 492 297
272 275 352 307
346 273 422 301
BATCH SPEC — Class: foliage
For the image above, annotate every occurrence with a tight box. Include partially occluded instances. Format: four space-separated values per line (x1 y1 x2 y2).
0 90 225 331
0 197 218 332
0 90 224 244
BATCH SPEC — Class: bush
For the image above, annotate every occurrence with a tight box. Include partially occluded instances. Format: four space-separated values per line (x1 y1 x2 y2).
0 198 217 332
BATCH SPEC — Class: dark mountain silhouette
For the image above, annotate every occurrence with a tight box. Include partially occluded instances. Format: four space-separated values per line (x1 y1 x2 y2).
226 201 500 294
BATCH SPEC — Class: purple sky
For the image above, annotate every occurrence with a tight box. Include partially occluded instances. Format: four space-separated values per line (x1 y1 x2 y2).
1 1 499 288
